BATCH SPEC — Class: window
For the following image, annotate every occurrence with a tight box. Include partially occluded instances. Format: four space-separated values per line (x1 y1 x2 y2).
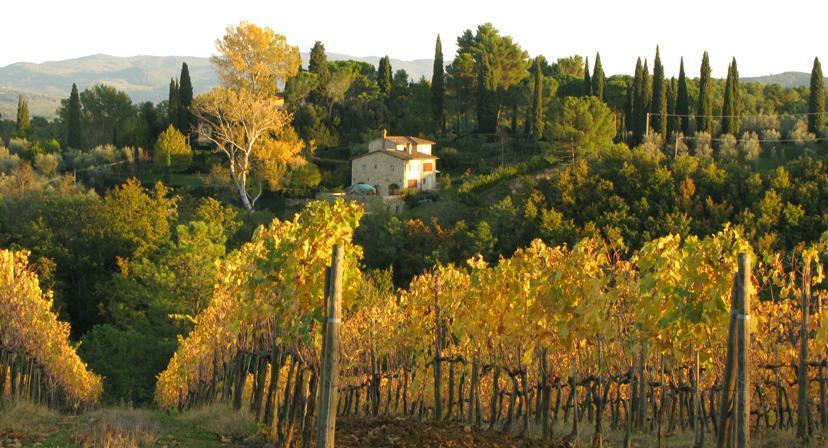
407 179 418 188
423 163 433 172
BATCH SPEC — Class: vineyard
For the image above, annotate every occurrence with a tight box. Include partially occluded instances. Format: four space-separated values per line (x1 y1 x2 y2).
150 199 827 447
0 250 102 410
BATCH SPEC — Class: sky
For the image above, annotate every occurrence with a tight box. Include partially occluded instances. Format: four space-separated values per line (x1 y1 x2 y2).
4 0 827 78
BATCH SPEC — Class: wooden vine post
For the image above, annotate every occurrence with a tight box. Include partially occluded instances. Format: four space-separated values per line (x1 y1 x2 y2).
797 257 812 443
735 253 751 448
717 252 751 448
316 244 344 448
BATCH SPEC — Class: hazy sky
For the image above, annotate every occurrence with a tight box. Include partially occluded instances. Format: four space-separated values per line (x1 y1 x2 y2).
5 0 826 77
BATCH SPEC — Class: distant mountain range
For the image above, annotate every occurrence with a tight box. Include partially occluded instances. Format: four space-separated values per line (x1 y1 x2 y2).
0 54 822 119
742 71 827 89
0 54 434 118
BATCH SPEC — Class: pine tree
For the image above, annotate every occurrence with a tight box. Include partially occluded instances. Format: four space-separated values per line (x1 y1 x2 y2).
583 57 592 96
67 83 82 149
697 52 713 133
431 35 445 134
167 78 179 129
721 58 740 135
592 53 605 101
16 95 30 134
677 58 690 135
476 52 497 133
377 56 392 97
178 62 194 132
666 77 678 137
531 57 544 141
651 46 667 138
633 59 651 145
809 57 825 134
309 41 330 81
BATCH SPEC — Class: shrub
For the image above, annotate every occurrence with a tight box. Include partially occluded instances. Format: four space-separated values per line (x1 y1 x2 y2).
154 125 192 174
34 153 60 176
0 147 22 174
739 132 761 162
718 134 738 160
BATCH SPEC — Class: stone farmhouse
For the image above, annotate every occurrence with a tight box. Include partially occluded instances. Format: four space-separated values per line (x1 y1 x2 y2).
351 130 438 196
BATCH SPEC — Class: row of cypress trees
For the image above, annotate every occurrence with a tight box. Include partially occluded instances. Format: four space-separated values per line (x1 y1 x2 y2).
626 51 826 145
428 33 826 145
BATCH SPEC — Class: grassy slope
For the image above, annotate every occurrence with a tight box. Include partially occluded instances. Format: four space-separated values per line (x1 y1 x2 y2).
0 402 260 448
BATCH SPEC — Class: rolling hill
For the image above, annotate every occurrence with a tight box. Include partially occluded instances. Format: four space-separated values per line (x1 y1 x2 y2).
0 53 434 118
743 71 828 88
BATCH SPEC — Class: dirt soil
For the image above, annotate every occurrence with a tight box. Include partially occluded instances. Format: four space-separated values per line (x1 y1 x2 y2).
333 418 568 448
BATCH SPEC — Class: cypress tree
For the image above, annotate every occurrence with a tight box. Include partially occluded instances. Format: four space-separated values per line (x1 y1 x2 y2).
721 58 740 135
624 83 634 139
178 62 194 132
377 56 392 97
592 53 605 101
697 51 713 133
651 46 667 138
677 58 690 135
431 35 445 134
666 77 678 137
531 57 544 141
809 57 825 134
67 83 83 149
628 58 643 137
167 78 179 129
16 95 30 134
309 41 330 81
583 57 592 96
633 59 651 144
476 52 497 133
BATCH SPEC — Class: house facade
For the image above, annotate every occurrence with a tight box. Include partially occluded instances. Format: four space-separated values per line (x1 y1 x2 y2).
351 131 438 196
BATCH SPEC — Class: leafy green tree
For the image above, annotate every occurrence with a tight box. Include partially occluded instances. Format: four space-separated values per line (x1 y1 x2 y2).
548 96 616 162
431 35 445 134
721 57 740 135
139 101 162 150
809 57 825 133
80 84 135 147
167 78 179 129
66 84 83 148
583 57 592 96
677 58 690 134
651 47 667 138
532 57 544 141
378 56 393 97
16 96 30 134
697 51 713 133
592 53 605 101
309 41 330 81
178 62 194 132
154 125 193 178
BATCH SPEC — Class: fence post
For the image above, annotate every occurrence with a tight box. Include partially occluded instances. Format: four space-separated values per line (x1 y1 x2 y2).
316 244 344 448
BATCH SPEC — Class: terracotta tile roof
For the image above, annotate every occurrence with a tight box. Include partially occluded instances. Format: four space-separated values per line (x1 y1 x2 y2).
352 150 438 161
